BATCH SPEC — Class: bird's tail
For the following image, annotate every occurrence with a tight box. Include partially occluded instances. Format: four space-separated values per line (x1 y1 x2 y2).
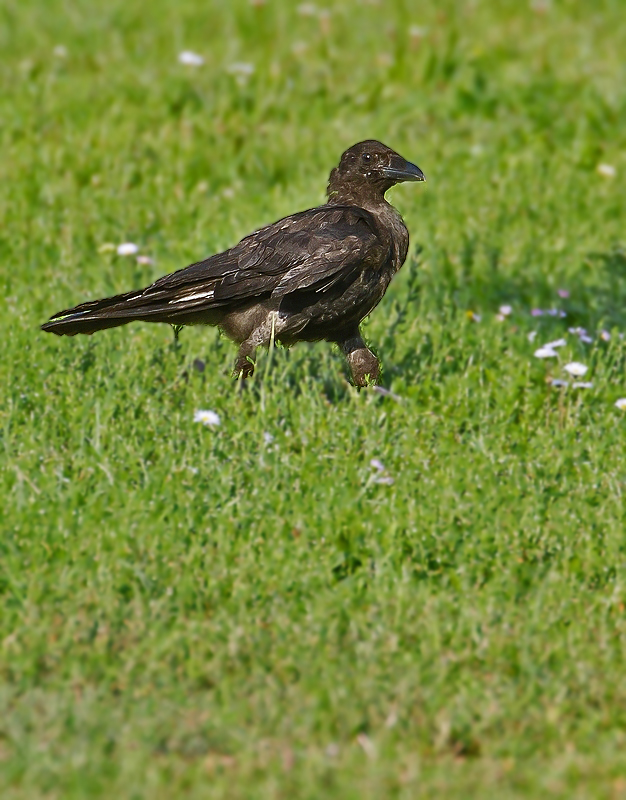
41 289 162 336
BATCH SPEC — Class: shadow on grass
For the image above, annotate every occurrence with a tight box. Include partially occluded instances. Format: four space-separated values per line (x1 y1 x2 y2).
378 243 626 382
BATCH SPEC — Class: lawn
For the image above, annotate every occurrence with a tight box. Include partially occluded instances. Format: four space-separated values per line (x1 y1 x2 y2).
2 0 626 797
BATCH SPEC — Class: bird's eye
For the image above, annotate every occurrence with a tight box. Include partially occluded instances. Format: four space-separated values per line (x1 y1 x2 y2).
362 153 372 163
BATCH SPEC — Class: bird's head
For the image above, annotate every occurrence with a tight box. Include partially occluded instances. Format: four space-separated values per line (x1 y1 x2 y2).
327 140 425 203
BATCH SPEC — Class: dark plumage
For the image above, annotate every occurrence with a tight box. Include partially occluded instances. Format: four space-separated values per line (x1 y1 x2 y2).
42 140 425 385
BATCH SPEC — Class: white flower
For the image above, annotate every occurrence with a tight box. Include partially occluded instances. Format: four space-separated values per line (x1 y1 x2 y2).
600 330 611 342
263 432 274 445
194 409 221 427
544 338 567 349
117 242 139 256
563 362 588 377
499 304 513 316
615 399 626 411
534 346 558 359
568 327 593 344
136 255 154 265
573 382 593 389
550 379 569 388
597 163 616 178
179 50 204 67
528 331 538 342
369 459 394 485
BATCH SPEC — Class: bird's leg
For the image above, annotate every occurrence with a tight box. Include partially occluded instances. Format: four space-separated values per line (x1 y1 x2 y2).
232 313 283 381
339 333 380 387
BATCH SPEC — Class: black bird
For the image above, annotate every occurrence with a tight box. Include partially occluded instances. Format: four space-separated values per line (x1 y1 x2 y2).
42 140 425 386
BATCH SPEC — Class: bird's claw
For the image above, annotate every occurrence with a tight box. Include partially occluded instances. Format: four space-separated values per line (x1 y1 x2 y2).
233 355 255 380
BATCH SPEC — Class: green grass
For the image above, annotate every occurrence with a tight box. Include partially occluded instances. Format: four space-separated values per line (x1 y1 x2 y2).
3 0 626 796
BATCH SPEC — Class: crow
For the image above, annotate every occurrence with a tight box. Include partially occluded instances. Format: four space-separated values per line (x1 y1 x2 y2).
42 140 425 386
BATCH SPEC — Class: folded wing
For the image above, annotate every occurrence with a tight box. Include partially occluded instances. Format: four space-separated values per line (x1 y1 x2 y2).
42 205 387 336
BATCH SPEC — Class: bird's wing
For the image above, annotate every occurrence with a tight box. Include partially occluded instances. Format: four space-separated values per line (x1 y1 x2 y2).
219 205 386 301
43 206 388 335
139 205 386 308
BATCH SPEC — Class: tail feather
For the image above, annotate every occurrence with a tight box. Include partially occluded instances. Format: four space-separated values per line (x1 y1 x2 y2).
41 271 238 337
41 289 150 336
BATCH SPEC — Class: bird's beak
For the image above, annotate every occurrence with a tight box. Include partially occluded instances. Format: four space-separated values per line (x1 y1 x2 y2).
381 158 425 183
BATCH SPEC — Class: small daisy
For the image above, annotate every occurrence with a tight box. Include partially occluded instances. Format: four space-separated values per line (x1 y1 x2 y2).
179 50 204 67
615 399 626 411
369 459 394 484
136 255 154 265
528 331 538 342
194 409 221 427
544 338 567 349
600 330 611 342
597 163 616 178
557 289 570 298
534 346 558 359
117 242 139 256
499 304 513 317
530 309 543 317
263 432 274 445
563 362 588 377
572 382 593 389
550 379 569 388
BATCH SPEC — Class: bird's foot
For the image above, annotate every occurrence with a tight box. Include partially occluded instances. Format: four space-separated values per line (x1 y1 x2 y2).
233 355 255 380
346 346 380 387
339 334 381 387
